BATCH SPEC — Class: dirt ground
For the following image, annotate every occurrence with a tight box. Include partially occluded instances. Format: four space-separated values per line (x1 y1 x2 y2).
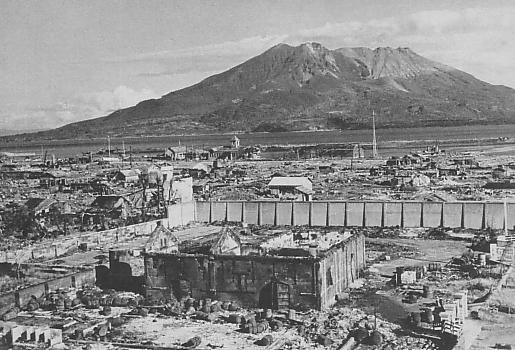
468 266 515 349
338 238 468 325
364 238 515 350
118 315 297 350
367 238 470 276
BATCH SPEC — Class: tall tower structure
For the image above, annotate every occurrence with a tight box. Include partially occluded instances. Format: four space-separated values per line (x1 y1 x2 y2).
372 110 378 158
364 88 378 159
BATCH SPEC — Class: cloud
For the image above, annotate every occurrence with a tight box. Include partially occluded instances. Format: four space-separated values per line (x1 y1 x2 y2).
5 6 515 132
136 55 252 77
78 85 158 114
120 6 515 87
295 7 515 43
0 109 79 131
1 86 160 130
290 6 515 87
106 35 288 63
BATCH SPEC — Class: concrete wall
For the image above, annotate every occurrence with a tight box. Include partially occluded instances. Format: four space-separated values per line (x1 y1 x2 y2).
422 202 443 228
311 202 328 226
0 219 165 264
403 202 422 227
0 268 95 313
346 202 364 227
293 202 310 226
276 202 293 226
485 203 505 230
508 203 515 230
327 202 345 226
0 201 201 264
243 202 259 225
145 253 319 309
318 234 366 309
364 202 382 227
144 233 365 310
463 203 484 229
443 203 463 228
167 201 195 227
227 202 244 222
195 200 515 230
260 202 276 225
383 202 402 227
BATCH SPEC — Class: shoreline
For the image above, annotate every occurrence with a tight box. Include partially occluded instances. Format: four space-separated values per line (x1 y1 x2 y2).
0 124 513 158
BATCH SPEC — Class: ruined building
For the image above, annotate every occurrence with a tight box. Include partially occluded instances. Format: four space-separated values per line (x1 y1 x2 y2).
143 227 365 310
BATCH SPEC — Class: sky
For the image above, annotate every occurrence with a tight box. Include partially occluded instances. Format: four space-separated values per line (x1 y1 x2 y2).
1 0 515 131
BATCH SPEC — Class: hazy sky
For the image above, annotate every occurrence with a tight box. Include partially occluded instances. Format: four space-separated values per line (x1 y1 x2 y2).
1 0 515 130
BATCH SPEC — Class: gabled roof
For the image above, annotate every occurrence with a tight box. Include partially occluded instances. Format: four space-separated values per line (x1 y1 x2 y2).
145 223 179 253
90 195 130 209
118 169 141 177
168 146 187 153
24 198 56 213
210 227 241 255
295 185 314 195
268 176 312 188
189 162 210 172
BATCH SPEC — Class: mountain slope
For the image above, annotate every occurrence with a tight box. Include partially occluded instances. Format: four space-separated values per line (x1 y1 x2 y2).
13 42 515 140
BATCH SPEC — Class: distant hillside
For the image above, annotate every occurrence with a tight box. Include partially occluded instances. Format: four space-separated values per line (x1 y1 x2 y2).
0 128 48 137
6 42 515 141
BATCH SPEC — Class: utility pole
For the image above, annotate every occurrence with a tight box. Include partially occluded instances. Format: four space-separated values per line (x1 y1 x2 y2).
504 197 508 236
372 110 378 158
365 89 378 159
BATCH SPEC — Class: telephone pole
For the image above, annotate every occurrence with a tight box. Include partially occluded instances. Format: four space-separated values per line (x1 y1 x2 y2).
372 110 378 158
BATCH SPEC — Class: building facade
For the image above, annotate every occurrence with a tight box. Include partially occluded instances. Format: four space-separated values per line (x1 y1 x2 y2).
143 232 365 310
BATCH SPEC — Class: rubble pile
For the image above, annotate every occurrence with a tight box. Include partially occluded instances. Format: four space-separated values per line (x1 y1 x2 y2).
0 283 444 350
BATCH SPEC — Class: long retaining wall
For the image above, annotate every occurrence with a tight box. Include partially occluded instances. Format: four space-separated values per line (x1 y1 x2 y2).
194 200 515 230
0 202 196 265
0 268 95 313
0 219 164 264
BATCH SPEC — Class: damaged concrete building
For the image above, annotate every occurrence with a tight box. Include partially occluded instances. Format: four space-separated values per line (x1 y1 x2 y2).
143 227 365 310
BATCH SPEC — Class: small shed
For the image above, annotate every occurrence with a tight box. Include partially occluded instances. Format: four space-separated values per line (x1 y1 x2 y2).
113 169 141 184
268 176 313 201
24 198 57 216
